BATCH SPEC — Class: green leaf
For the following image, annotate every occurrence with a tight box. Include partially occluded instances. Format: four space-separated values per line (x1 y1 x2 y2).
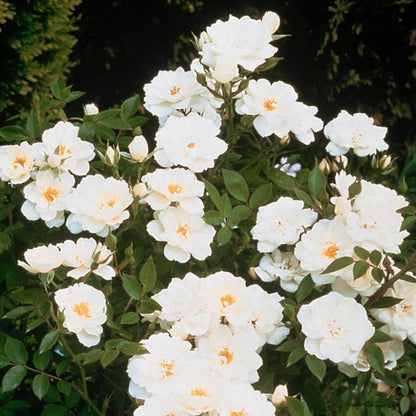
354 246 369 260
301 383 328 415
227 205 251 227
348 180 362 199
67 91 85 103
370 330 392 343
120 342 147 356
295 188 313 206
78 122 96 141
2 305 33 319
266 168 296 191
32 374 50 400
353 260 370 279
0 355 9 368
400 216 416 231
55 358 71 377
120 312 140 324
249 183 272 209
276 339 302 352
295 275 315 304
365 343 384 375
203 210 224 225
216 227 232 246
100 350 119 368
57 380 71 395
39 331 59 354
2 365 27 392
287 346 306 367
80 349 103 365
93 109 119 121
372 267 384 282
2 400 30 410
139 256 157 292
122 275 142 300
222 169 249 202
370 297 403 309
0 126 27 142
26 111 41 139
286 396 311 416
305 355 326 382
308 166 327 199
41 404 71 416
138 298 160 314
256 56 283 72
221 194 232 217
346 408 361 416
33 351 51 371
51 79 65 100
98 116 131 130
322 257 354 275
203 180 223 212
5 338 27 365
96 125 116 142
121 96 140 120
399 397 410 415
400 274 416 283
369 250 382 266
0 232 11 253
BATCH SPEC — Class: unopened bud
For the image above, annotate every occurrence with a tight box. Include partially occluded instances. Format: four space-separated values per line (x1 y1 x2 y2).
133 182 147 198
271 384 288 407
318 158 331 175
212 56 239 84
47 154 61 168
128 135 149 162
105 146 119 166
262 11 280 34
378 155 392 170
333 155 348 171
248 266 258 280
84 103 99 115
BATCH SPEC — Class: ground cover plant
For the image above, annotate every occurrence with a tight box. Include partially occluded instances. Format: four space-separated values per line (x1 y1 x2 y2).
0 9 415 416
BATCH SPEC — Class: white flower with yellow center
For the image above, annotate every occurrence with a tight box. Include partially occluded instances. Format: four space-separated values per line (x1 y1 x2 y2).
141 168 205 214
147 206 215 263
133 395 189 416
200 14 277 79
144 67 209 118
54 283 107 347
297 292 375 365
35 121 95 175
154 112 227 172
21 170 74 228
66 174 133 237
294 217 354 285
371 279 416 344
196 324 262 383
324 110 388 156
251 197 318 253
255 249 308 293
0 142 35 185
18 244 62 274
127 333 196 400
235 79 323 143
58 237 115 280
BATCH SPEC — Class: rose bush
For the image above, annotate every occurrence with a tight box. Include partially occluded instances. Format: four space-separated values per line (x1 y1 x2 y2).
0 9 415 416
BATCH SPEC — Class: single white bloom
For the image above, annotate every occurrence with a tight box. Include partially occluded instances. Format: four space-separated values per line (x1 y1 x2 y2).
18 244 62 274
271 384 288 407
58 237 115 280
255 249 308 292
141 168 204 213
0 142 35 185
274 156 301 177
128 136 149 162
54 283 107 347
147 206 215 263
134 395 190 416
154 113 227 172
66 174 133 237
36 121 95 175
84 103 99 115
324 110 388 156
297 291 375 365
21 170 75 228
251 197 318 253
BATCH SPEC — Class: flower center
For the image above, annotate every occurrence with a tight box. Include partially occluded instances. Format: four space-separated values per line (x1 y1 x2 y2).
220 293 236 309
399 301 412 313
231 411 248 416
170 86 181 96
187 142 196 148
100 197 117 209
168 184 183 194
160 359 175 379
176 223 191 239
351 132 363 144
263 98 278 111
13 155 27 168
190 387 210 397
218 347 234 365
59 144 72 156
73 302 92 318
43 186 61 203
322 242 340 259
328 319 342 338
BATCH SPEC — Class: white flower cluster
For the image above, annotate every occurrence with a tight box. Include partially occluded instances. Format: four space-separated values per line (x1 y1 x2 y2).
18 237 115 347
128 271 288 415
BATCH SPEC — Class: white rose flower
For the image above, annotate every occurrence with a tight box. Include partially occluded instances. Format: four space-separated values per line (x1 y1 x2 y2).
134 395 189 416
18 244 62 274
141 168 204 213
297 292 375 365
294 217 355 285
255 249 308 292
154 113 227 172
66 174 133 237
324 110 388 156
0 142 35 185
54 283 107 347
36 121 95 175
200 14 277 75
146 206 215 263
58 237 115 280
251 197 318 253
21 170 75 228
128 135 149 162
235 79 323 143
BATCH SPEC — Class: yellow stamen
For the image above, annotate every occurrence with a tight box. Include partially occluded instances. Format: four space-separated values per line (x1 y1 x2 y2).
263 98 278 111
220 294 236 309
73 302 92 318
160 360 175 379
322 243 340 259
190 387 210 397
218 347 234 365
187 142 196 148
231 411 248 416
43 186 60 203
168 184 183 194
328 320 342 338
13 156 27 168
170 86 181 95
176 223 191 238
59 144 72 156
